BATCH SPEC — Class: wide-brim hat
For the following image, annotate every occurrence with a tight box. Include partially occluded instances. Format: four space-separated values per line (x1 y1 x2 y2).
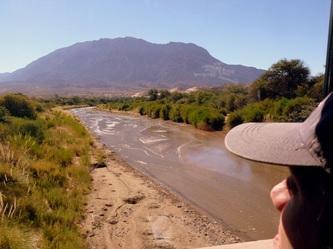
225 93 333 167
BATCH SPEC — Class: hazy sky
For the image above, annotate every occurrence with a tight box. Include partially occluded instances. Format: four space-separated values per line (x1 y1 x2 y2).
0 0 331 75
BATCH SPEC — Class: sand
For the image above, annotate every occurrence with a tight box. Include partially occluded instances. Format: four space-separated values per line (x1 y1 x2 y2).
81 141 240 249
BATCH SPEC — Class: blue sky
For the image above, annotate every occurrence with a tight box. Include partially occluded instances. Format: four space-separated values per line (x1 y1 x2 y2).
0 0 331 75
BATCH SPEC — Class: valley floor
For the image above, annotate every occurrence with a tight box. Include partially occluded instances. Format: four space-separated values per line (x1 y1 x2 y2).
81 141 240 249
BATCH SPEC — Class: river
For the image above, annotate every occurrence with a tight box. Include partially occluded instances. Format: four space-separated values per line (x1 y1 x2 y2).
72 107 289 240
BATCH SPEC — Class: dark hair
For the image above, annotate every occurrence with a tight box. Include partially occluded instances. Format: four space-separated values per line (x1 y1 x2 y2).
283 167 333 249
316 93 333 167
282 95 333 249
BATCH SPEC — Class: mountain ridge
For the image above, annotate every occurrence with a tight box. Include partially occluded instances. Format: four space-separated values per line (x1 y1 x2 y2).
0 37 265 93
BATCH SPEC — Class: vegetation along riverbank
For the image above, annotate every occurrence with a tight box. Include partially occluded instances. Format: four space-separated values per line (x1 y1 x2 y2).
0 93 93 249
96 59 324 131
0 94 241 249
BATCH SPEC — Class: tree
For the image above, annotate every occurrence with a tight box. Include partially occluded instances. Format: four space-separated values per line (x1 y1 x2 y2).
251 59 310 100
194 91 213 105
158 90 171 99
147 89 158 101
308 74 324 101
170 92 184 102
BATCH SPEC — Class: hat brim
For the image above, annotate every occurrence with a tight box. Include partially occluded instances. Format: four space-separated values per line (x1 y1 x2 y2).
225 122 321 167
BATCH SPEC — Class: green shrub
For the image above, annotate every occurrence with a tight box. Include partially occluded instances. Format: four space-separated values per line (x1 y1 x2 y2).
179 105 196 124
1 94 37 119
146 103 161 119
282 97 315 122
5 119 46 144
118 103 131 111
188 107 225 131
270 98 289 120
138 105 145 115
227 112 244 128
18 120 45 143
159 105 171 120
169 105 183 122
0 106 9 122
35 104 44 112
241 105 265 122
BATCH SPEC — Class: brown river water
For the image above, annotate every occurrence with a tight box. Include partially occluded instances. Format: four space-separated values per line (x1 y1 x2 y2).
72 107 289 241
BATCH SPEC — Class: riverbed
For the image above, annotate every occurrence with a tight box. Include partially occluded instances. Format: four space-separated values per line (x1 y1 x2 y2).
72 107 289 240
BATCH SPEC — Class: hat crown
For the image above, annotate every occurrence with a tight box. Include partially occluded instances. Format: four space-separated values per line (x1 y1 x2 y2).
299 94 331 166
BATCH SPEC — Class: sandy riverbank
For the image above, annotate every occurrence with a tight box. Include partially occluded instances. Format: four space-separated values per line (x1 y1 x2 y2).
81 140 240 249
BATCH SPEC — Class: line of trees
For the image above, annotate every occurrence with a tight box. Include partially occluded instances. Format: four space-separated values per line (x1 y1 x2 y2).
101 59 323 131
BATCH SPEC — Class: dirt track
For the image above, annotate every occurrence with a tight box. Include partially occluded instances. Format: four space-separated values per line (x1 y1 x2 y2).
81 145 240 249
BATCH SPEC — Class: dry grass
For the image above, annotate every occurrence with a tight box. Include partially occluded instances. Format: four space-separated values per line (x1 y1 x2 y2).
0 106 92 249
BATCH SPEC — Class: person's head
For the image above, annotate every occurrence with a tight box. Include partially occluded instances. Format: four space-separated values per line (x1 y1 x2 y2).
282 166 333 249
225 93 333 249
281 94 333 249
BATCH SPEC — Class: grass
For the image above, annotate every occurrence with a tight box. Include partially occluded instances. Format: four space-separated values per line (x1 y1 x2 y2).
0 95 93 249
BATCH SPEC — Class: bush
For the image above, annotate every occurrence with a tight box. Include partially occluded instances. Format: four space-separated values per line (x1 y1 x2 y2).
179 105 196 124
227 112 244 128
35 104 44 112
146 103 162 119
138 105 145 115
1 94 37 119
6 119 45 143
270 98 289 121
118 102 131 111
0 106 9 122
227 96 316 126
169 105 183 122
282 97 316 122
18 120 45 143
159 105 171 120
241 105 265 122
188 107 225 131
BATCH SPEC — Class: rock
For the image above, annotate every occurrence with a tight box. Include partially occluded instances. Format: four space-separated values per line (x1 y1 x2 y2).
109 219 118 225
123 193 145 204
142 230 153 236
148 203 160 209
92 161 107 168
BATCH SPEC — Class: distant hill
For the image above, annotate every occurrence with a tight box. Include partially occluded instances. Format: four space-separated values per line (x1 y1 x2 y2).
0 37 264 94
0 72 10 81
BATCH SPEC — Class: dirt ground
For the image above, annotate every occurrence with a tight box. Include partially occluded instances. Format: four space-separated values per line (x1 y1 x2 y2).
81 141 240 249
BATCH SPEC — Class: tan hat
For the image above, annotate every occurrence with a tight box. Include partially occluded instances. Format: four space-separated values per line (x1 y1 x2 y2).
225 93 333 167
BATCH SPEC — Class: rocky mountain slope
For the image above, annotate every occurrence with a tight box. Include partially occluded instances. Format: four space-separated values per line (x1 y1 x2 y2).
0 37 264 93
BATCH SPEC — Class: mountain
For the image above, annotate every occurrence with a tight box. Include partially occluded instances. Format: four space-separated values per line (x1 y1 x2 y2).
0 72 10 81
0 37 264 94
